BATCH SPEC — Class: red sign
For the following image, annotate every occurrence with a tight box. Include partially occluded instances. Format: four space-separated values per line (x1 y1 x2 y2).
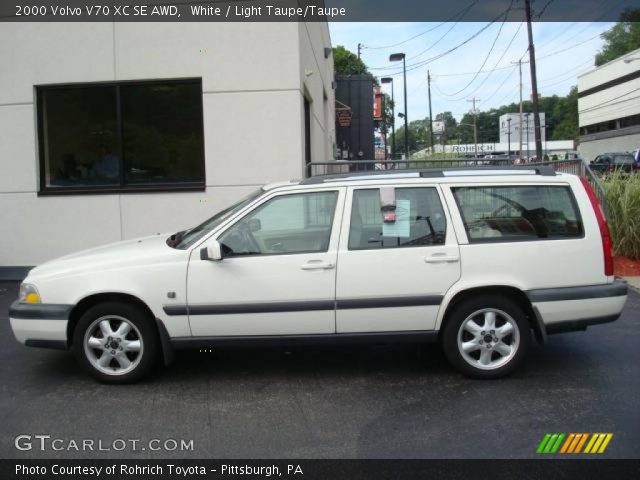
373 86 382 120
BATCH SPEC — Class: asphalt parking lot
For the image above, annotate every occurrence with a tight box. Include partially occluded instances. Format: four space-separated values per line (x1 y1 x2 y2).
0 280 638 459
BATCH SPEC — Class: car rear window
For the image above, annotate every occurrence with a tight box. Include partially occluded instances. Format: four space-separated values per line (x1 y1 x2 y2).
613 154 634 165
451 185 583 243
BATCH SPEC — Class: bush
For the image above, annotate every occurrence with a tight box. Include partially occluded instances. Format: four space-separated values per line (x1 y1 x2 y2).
603 172 640 259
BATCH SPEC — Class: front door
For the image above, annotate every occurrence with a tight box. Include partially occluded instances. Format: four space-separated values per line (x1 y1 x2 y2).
186 188 344 337
336 185 460 333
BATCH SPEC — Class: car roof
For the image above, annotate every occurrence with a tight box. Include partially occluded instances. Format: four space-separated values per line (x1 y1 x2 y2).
267 166 573 192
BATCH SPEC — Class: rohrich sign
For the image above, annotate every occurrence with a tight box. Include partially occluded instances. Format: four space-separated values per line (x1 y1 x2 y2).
433 140 575 155
449 144 499 154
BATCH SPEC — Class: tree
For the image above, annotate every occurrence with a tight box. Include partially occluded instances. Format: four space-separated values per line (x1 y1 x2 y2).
595 8 640 66
551 86 579 141
376 92 395 143
389 118 431 155
333 45 370 76
435 111 458 144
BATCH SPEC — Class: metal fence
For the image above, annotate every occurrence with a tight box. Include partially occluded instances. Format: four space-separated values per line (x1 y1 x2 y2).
306 158 608 215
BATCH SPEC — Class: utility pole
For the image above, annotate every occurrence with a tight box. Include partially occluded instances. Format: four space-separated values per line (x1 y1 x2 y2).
525 113 531 161
427 71 435 154
467 97 480 157
511 59 524 160
507 117 512 155
525 0 543 161
357 43 362 59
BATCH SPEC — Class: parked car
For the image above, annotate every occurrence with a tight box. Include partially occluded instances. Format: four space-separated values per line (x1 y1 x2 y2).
590 152 637 175
10 167 628 382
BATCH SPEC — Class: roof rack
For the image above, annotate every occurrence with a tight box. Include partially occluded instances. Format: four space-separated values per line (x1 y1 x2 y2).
300 166 557 184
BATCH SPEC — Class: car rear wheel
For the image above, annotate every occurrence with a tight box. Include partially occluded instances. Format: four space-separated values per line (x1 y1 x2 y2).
441 295 530 379
73 302 157 383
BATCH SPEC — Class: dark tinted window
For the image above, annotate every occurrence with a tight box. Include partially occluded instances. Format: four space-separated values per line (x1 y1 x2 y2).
452 185 583 242
613 154 634 165
41 86 119 187
38 79 204 193
349 188 446 250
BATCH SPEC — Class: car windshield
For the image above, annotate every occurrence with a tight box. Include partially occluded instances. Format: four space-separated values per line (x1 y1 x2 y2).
168 189 263 249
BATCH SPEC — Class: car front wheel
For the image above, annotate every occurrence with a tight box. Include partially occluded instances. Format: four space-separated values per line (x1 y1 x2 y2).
442 295 530 379
72 301 157 383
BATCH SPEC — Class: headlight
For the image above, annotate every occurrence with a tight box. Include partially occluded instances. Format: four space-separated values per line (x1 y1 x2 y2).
19 283 41 304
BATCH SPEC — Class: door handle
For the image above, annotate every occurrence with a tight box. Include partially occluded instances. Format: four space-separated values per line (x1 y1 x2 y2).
301 260 335 270
425 252 460 264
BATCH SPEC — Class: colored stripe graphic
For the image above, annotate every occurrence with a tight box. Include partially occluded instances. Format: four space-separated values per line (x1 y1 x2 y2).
560 433 575 453
585 433 614 454
537 434 552 454
538 433 613 454
598 434 613 453
536 433 565 454
574 433 589 453
584 433 599 453
550 433 565 453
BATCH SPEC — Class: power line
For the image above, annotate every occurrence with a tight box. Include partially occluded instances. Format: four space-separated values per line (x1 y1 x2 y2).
361 0 478 50
436 20 523 100
538 66 593 90
479 65 519 104
535 0 557 19
538 58 593 82
537 32 603 60
367 5 512 73
405 17 464 61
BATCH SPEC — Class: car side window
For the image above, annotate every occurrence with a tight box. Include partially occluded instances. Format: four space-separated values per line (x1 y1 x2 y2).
451 185 583 242
348 187 446 250
219 191 338 257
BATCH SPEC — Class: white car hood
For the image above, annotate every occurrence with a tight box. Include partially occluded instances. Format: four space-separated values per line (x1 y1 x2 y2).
28 234 180 280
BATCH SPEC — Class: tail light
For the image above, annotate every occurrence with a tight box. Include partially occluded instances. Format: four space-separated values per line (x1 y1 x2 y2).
608 164 614 172
580 177 613 276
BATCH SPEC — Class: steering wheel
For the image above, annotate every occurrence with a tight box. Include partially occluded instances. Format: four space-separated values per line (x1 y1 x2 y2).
240 225 262 254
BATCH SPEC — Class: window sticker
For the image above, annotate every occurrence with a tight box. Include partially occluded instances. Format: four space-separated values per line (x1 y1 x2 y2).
382 199 411 237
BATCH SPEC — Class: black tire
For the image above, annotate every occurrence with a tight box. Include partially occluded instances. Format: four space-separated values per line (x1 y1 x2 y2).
441 295 530 379
72 301 158 384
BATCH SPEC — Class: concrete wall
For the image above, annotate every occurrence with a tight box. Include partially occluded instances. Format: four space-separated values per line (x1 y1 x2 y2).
0 22 335 268
578 130 640 163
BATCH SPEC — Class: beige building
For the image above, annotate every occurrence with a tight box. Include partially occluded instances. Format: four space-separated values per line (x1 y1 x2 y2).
577 47 640 161
0 22 335 277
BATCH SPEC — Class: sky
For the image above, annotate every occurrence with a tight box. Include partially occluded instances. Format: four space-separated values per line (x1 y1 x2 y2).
328 21 613 122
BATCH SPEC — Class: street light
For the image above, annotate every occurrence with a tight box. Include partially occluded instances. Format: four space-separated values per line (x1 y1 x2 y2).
389 53 408 159
381 77 395 160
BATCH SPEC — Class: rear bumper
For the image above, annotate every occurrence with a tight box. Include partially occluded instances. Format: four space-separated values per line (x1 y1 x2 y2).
8 300 71 348
527 280 628 334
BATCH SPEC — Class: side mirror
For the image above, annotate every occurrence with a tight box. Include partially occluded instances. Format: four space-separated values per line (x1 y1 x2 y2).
200 240 222 261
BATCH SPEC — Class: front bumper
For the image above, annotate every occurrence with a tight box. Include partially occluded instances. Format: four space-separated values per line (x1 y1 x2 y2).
8 300 72 349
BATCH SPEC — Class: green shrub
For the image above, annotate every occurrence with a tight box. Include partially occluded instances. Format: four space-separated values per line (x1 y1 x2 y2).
603 172 640 259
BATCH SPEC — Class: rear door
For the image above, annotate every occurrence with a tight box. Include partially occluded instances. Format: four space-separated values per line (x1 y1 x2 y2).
335 184 461 333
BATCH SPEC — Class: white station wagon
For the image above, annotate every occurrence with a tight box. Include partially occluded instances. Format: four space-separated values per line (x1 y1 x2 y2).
10 167 628 382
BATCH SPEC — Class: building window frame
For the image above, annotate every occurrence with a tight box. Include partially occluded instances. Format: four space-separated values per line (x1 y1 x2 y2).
36 78 206 196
